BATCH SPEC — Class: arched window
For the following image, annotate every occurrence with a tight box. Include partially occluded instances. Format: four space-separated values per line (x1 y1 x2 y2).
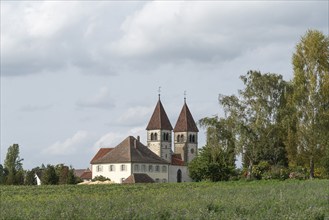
189 135 192 143
166 133 169 141
177 135 180 142
177 169 182 183
151 133 154 141
163 133 166 141
180 135 184 142
192 135 195 143
154 133 158 141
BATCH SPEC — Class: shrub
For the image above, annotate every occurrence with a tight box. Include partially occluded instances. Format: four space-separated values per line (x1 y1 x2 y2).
289 166 308 180
92 175 111 182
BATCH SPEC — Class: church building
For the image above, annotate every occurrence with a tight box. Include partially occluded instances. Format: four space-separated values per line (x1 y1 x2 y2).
90 96 199 183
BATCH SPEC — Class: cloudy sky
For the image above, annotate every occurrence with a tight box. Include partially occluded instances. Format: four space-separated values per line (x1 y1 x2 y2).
1 1 328 170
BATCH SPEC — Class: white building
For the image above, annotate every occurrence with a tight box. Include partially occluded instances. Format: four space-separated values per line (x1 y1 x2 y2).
90 97 199 183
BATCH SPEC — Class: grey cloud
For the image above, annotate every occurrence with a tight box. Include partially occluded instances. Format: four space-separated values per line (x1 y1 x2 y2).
19 104 53 112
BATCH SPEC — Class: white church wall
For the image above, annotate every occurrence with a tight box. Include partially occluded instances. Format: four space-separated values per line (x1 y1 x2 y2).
168 165 192 183
132 163 169 182
92 163 131 183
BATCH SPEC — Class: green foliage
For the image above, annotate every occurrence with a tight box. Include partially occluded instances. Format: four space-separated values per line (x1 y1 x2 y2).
92 175 111 182
25 170 37 185
0 164 5 184
4 144 24 185
188 146 235 182
41 165 59 185
0 180 328 219
291 29 329 178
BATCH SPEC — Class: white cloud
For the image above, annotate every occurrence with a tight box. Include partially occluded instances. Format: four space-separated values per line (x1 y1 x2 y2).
116 106 152 126
93 126 146 150
44 130 91 155
112 1 327 63
76 87 115 109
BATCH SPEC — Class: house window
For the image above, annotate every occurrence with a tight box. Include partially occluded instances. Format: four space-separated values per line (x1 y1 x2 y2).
134 164 139 172
155 165 160 172
121 165 126 171
141 164 146 172
155 178 160 183
162 178 167 183
148 165 153 172
162 166 167 173
96 165 103 172
109 165 115 172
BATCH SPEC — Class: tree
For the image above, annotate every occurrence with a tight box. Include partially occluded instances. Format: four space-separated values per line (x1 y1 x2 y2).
42 165 59 185
292 29 329 179
4 144 24 185
0 164 5 184
25 170 37 185
188 146 234 182
217 71 289 178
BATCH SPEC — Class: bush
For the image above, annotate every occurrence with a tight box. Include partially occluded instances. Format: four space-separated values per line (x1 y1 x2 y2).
289 166 308 180
92 175 111 182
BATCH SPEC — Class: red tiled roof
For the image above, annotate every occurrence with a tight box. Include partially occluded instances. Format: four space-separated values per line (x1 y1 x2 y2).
90 148 113 164
74 169 86 177
146 99 173 131
91 136 170 164
123 173 155 184
171 154 185 166
80 170 92 180
174 102 199 132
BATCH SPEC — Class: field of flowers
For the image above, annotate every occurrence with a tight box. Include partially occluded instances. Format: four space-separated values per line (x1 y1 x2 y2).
1 180 328 219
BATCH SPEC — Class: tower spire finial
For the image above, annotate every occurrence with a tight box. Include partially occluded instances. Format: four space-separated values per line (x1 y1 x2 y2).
184 90 187 103
158 86 161 100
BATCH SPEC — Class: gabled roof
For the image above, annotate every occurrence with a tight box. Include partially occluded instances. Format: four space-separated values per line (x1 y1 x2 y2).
123 173 155 184
171 154 185 166
91 136 170 164
174 102 199 132
80 170 92 180
74 169 87 177
146 99 173 131
90 148 113 164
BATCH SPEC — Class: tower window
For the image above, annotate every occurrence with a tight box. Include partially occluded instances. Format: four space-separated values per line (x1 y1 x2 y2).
192 135 196 143
154 133 158 141
151 133 154 141
180 135 184 142
177 135 180 142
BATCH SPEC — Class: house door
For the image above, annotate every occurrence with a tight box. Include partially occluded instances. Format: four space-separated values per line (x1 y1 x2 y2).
177 169 182 183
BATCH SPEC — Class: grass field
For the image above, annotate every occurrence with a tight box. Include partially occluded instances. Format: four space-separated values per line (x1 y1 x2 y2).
1 180 328 219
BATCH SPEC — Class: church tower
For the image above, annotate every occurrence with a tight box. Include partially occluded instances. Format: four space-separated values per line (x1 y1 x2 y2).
146 96 173 163
173 99 199 164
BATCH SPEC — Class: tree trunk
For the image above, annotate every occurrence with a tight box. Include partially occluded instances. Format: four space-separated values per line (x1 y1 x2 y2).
310 157 314 179
247 161 253 179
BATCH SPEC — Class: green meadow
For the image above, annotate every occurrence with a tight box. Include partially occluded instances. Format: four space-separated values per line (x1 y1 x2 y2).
1 180 328 220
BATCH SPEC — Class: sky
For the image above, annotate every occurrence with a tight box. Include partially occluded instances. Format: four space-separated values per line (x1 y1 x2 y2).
1 1 328 170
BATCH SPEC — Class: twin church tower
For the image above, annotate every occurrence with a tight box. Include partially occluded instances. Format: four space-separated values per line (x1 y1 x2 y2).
146 95 199 165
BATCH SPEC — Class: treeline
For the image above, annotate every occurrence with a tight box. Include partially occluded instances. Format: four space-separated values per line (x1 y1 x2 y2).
0 144 80 185
189 30 329 181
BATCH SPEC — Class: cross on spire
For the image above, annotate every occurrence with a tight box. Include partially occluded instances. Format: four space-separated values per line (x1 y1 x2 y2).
184 90 187 103
158 86 161 100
